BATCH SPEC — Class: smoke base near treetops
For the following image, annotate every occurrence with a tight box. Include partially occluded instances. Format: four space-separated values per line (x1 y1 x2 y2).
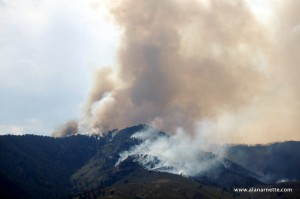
54 0 300 144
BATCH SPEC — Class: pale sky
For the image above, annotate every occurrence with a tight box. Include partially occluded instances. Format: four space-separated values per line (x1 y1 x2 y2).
0 0 120 135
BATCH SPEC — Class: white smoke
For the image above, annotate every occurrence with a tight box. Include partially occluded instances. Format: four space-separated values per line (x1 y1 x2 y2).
116 126 224 177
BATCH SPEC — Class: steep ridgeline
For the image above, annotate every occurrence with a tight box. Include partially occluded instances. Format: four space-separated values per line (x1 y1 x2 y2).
71 125 147 192
0 125 149 199
71 124 263 192
1 124 300 199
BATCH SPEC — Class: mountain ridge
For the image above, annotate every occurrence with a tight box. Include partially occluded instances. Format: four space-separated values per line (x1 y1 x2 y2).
1 124 300 198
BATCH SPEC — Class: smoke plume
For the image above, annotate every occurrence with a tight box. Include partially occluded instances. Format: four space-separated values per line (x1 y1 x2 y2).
53 120 78 137
56 0 300 144
116 126 223 177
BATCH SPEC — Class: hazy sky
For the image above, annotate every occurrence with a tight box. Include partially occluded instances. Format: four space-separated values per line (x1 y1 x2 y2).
0 0 120 135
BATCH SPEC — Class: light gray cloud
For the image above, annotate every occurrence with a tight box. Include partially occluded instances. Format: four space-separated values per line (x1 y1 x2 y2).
117 127 223 177
80 0 300 144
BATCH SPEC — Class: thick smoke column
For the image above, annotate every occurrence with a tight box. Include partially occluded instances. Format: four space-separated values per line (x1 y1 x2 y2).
73 0 300 144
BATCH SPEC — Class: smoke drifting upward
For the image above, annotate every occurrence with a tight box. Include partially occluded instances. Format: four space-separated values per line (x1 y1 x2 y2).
77 0 300 144
53 120 78 137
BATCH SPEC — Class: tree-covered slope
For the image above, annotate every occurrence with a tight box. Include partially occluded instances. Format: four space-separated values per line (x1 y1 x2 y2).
1 125 300 199
0 134 104 199
226 141 300 183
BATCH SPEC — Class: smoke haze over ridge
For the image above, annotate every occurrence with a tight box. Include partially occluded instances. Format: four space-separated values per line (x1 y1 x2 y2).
57 0 300 144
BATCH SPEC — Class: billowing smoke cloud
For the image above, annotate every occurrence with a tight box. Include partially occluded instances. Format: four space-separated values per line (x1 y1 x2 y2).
53 120 78 137
116 126 223 176
49 0 300 181
57 0 300 144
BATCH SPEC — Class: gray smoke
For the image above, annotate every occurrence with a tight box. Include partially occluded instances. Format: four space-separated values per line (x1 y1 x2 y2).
52 120 78 137
56 0 300 144
116 126 223 176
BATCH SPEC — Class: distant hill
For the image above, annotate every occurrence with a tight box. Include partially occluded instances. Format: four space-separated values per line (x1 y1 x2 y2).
225 142 300 183
0 134 104 199
1 124 300 199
